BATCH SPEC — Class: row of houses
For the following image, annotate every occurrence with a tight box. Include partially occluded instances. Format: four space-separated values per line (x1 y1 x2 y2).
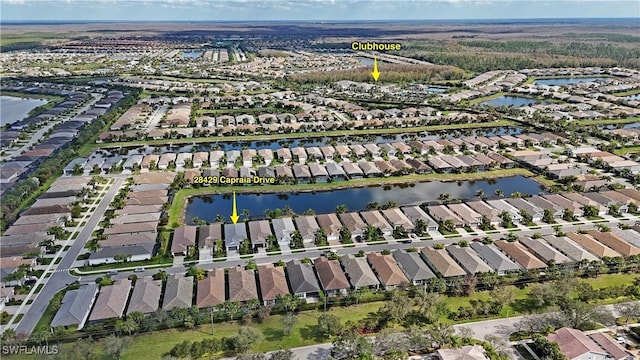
0 175 96 287
50 225 640 331
178 206 440 258
84 172 176 266
1 88 124 194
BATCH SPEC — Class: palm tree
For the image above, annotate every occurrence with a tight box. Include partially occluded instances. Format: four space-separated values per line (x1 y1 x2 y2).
440 219 455 233
475 189 485 198
438 193 451 203
494 189 504 197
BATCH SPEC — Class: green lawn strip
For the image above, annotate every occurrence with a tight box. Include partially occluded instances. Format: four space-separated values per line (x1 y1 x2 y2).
75 256 173 273
614 146 640 156
611 89 640 96
575 116 640 126
121 301 385 360
167 168 534 227
95 120 516 150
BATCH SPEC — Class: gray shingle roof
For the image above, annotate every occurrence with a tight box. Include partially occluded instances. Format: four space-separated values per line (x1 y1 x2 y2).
51 284 98 329
162 275 194 309
469 242 522 273
392 249 436 282
286 260 320 294
446 245 493 274
127 277 162 314
339 254 379 289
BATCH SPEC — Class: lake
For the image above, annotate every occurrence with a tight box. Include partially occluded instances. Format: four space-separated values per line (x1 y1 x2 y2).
624 94 640 101
481 96 549 107
182 51 202 59
0 96 48 127
359 57 374 66
184 175 543 222
533 77 604 86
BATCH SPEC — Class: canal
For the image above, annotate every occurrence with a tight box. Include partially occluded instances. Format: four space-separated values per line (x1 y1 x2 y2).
184 175 544 222
533 77 604 86
122 126 526 155
481 95 549 107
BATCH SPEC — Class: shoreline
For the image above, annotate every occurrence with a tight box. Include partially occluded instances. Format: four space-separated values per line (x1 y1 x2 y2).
169 168 539 227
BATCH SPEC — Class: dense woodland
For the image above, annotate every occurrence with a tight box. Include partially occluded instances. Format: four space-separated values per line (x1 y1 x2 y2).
401 38 640 72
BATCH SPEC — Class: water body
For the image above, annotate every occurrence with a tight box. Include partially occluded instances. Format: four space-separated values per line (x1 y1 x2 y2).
482 96 549 107
182 51 202 59
0 96 48 126
533 77 603 86
125 127 524 155
185 176 543 222
624 94 640 101
359 57 374 66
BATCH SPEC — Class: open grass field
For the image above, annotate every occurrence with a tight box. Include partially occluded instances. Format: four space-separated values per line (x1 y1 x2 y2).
576 116 640 126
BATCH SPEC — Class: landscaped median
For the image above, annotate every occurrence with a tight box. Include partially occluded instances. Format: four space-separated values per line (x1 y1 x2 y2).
167 168 537 227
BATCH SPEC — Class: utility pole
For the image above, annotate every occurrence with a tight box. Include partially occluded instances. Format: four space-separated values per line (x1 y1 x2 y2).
210 309 214 335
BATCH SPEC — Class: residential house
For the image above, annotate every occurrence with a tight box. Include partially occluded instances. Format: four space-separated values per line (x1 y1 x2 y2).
257 264 289 306
162 275 194 310
437 345 489 360
286 260 321 299
314 257 350 296
427 205 465 228
271 217 296 247
227 266 258 304
171 225 197 256
339 254 380 290
548 328 618 360
380 208 415 232
587 231 640 257
294 216 320 244
325 162 347 181
366 253 408 289
316 214 343 242
126 277 162 315
420 247 467 279
542 235 599 262
50 284 99 330
88 279 132 322
360 210 393 236
198 224 222 261
401 206 439 232
248 220 273 250
223 223 248 252
196 268 226 308
495 241 547 270
392 249 436 286
338 212 367 241
567 232 622 258
445 246 493 274
292 165 311 183
87 243 155 266
308 163 329 183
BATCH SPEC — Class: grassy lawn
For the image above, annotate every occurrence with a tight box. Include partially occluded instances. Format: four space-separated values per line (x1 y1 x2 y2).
121 301 386 360
584 273 634 289
168 168 535 227
614 146 640 156
611 89 640 96
75 256 172 273
95 120 516 150
576 116 640 126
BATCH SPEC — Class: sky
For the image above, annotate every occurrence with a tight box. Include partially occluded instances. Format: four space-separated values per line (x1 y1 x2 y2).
1 0 639 22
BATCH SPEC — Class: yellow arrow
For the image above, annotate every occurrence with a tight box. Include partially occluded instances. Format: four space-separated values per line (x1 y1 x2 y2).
371 57 380 82
230 191 239 224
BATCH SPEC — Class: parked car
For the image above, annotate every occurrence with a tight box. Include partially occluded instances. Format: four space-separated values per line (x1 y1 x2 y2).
134 267 145 273
107 270 119 276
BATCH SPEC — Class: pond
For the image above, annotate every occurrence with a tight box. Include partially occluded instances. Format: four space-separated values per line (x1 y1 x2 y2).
533 77 604 86
124 127 525 155
182 51 202 59
359 57 374 66
481 96 549 107
0 96 48 127
184 175 544 222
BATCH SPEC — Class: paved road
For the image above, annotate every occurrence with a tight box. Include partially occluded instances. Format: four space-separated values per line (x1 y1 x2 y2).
218 301 639 360
13 177 124 336
79 215 636 284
